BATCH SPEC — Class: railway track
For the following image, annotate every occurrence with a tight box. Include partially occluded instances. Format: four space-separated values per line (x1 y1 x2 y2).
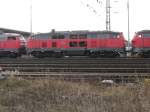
0 57 150 81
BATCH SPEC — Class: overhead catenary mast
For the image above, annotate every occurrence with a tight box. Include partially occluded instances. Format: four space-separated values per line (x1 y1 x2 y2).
30 0 33 34
106 0 111 31
127 0 130 46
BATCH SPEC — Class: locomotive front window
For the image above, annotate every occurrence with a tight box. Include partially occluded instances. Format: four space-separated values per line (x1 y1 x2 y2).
0 34 7 40
142 33 150 38
69 42 78 47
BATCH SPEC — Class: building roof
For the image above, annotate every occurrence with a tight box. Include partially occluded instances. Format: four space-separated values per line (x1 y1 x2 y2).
0 27 30 37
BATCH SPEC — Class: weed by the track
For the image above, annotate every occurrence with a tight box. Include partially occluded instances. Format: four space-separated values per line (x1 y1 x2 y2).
0 78 149 112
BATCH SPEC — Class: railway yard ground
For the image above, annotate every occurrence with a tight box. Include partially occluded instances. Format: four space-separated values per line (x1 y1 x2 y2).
0 78 150 112
0 57 150 112
1 57 150 82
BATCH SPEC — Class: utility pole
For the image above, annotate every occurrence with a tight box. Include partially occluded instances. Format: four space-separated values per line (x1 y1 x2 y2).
127 0 130 47
30 0 33 34
106 0 111 31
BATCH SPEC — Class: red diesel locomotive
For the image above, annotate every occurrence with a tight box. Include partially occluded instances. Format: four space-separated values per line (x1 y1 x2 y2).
27 30 126 58
132 30 150 57
0 32 26 58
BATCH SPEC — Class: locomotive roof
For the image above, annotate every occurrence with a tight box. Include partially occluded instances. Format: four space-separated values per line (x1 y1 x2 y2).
32 30 121 36
5 33 22 36
0 27 30 37
137 30 150 34
0 33 22 38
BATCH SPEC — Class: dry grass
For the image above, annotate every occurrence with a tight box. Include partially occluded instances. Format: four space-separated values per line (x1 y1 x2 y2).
0 78 150 112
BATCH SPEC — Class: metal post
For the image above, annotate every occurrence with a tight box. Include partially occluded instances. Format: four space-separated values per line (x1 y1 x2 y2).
30 0 32 34
106 0 111 31
127 0 130 47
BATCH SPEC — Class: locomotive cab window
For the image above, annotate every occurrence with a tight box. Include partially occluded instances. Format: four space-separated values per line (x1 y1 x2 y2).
0 34 7 40
110 33 119 38
69 41 78 47
79 41 87 47
7 36 16 40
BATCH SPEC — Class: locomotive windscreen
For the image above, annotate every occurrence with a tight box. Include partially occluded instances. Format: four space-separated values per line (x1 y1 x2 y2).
0 34 7 39
137 30 150 38
142 33 150 37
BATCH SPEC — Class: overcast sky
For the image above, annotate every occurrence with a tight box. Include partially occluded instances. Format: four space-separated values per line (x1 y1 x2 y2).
0 0 150 40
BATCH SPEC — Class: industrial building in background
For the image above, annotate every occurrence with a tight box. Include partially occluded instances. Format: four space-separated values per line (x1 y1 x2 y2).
0 27 30 38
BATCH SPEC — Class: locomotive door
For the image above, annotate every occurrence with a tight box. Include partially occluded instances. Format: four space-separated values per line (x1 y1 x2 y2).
67 34 87 56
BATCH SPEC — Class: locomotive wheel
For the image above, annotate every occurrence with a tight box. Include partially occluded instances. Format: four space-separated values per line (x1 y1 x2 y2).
104 52 120 58
142 54 150 58
9 52 18 58
32 52 45 58
89 52 98 58
53 52 63 58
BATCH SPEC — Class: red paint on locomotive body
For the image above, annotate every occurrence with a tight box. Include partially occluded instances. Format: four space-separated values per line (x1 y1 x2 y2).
132 30 150 57
27 30 126 58
0 33 26 58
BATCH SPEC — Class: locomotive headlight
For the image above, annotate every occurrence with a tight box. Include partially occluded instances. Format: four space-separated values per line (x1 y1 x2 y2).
117 35 120 38
138 35 142 38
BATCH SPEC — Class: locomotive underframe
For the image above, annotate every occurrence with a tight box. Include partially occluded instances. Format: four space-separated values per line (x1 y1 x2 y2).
88 48 125 57
0 48 22 58
28 47 126 58
132 47 150 57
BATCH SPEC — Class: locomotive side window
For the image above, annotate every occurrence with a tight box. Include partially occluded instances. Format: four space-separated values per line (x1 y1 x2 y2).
69 41 78 47
52 35 65 39
110 33 119 38
70 35 78 39
87 34 97 38
97 33 119 38
79 34 87 39
7 36 16 40
52 42 57 48
79 41 87 47
59 35 65 39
